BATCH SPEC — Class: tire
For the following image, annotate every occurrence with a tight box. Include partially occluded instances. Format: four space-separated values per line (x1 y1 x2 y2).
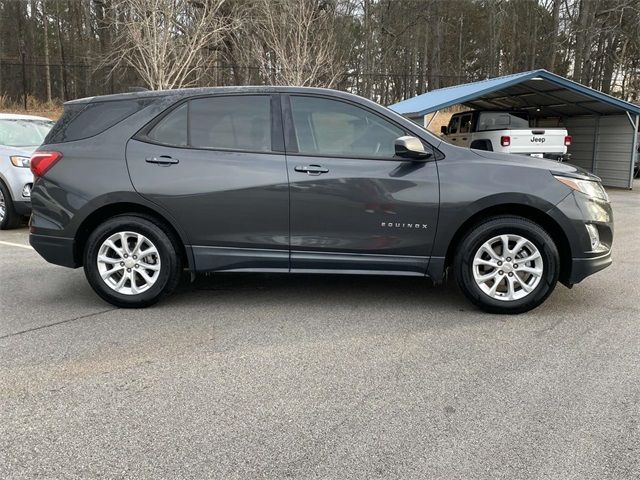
83 214 182 308
454 216 559 314
0 181 23 230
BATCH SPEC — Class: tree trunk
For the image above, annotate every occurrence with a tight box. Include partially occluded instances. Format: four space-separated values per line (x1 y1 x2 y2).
56 1 68 100
42 0 52 103
549 0 561 70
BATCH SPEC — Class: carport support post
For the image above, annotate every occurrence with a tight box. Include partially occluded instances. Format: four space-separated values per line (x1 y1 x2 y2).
591 116 600 174
627 113 639 189
425 110 439 130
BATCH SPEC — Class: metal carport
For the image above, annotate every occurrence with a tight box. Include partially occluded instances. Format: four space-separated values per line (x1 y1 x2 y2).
389 69 640 189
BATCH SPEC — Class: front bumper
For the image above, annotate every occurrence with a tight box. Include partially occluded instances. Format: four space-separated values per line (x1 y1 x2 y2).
567 250 612 284
550 191 613 285
29 233 78 268
13 200 32 216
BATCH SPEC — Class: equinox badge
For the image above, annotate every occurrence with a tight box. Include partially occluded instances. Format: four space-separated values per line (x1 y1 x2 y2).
381 222 428 229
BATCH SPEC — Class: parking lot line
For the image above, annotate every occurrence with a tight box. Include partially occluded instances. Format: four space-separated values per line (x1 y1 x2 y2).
0 240 34 250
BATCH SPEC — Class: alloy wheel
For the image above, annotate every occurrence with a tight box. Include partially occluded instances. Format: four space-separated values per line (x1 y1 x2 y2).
472 234 543 301
0 188 5 222
96 231 161 295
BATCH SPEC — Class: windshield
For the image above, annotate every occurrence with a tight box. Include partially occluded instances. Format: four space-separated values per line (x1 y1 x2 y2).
0 119 55 147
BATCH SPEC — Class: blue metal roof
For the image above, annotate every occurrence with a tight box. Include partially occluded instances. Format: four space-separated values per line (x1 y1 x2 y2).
389 69 640 117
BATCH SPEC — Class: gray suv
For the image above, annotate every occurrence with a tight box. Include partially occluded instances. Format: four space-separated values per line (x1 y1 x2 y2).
29 87 613 313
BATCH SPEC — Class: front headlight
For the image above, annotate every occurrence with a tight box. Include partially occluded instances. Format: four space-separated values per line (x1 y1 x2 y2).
554 175 609 202
10 155 31 168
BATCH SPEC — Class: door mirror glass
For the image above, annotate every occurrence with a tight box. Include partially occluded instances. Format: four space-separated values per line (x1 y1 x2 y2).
394 136 431 160
440 125 448 135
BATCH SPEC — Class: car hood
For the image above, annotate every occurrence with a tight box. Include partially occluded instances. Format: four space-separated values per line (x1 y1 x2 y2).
0 144 39 157
471 149 599 181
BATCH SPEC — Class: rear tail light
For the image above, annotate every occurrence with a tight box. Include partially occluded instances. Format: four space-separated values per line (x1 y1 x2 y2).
30 151 62 177
500 135 511 147
564 135 572 146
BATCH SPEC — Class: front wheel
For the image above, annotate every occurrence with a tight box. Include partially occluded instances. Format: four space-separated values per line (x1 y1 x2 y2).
84 215 182 308
454 216 559 314
0 181 22 230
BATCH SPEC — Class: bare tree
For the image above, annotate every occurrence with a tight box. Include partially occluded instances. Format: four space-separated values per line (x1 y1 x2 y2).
250 0 344 87
2 0 640 104
103 0 237 90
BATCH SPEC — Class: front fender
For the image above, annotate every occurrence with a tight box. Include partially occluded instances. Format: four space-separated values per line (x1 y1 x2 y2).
431 191 572 258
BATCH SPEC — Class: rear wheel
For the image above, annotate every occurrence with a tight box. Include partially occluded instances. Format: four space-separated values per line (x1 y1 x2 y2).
454 216 559 314
84 215 182 308
0 181 22 230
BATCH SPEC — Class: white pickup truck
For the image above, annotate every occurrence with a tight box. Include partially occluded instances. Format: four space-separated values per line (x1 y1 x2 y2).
440 110 572 161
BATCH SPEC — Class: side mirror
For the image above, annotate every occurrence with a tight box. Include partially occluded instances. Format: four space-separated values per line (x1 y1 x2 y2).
440 125 448 135
394 136 432 161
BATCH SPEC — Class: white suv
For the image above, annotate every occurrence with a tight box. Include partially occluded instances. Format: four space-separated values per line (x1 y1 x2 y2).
0 113 54 229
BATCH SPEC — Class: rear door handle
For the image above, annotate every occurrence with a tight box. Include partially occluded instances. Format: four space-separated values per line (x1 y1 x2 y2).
294 164 329 175
145 155 179 165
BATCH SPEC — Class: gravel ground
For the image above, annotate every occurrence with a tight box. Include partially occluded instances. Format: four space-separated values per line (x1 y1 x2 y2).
1 185 639 479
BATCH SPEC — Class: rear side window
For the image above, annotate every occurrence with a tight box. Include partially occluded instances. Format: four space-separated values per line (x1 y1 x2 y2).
459 114 473 133
45 98 151 144
189 96 271 151
144 95 271 152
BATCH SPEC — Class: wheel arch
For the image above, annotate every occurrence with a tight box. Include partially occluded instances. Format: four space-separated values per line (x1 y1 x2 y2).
443 203 573 284
469 139 493 151
73 201 193 270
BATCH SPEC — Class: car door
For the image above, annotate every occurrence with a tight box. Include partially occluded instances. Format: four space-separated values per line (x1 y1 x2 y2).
126 94 290 272
283 94 440 274
447 114 461 145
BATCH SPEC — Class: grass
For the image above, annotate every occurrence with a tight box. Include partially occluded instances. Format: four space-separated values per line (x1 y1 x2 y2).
0 95 63 120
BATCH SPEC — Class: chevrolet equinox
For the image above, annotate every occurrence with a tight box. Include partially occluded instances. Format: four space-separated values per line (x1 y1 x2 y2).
29 87 613 313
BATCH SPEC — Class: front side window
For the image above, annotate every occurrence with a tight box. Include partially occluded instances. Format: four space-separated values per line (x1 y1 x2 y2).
145 95 271 152
290 96 404 158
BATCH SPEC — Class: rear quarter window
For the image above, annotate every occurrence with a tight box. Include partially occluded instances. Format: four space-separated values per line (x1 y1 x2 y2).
147 103 188 147
44 98 153 144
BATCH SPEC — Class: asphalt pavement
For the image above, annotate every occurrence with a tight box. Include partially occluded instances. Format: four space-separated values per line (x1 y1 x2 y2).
1 185 639 479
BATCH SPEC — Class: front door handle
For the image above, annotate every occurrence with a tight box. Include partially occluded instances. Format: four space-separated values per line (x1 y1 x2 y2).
145 155 179 165
294 164 329 175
